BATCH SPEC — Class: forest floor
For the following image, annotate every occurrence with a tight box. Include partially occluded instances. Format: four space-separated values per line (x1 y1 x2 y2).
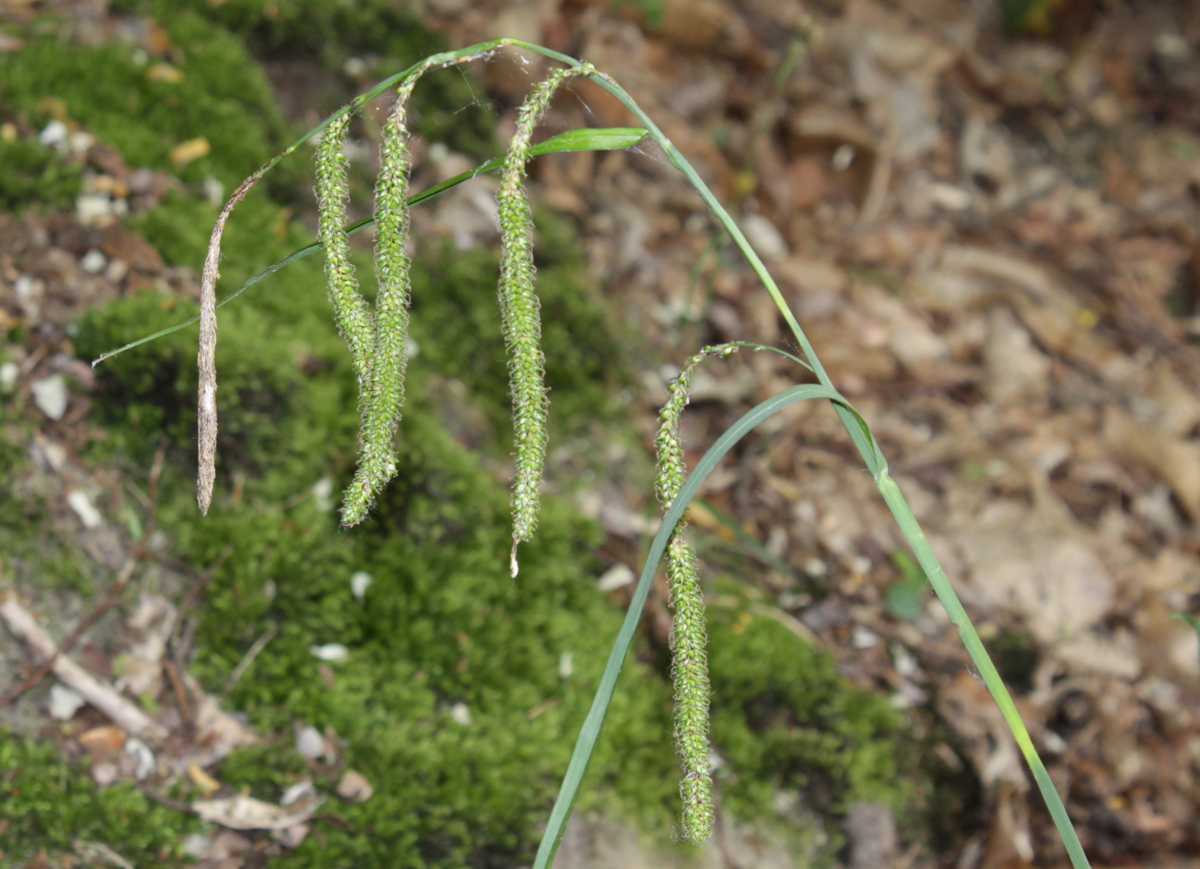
2 1 1200 868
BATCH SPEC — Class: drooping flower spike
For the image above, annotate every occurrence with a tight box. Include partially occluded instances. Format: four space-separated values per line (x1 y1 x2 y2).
655 343 739 843
498 62 597 576
312 56 471 526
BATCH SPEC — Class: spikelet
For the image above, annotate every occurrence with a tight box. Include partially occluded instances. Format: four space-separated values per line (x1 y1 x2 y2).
314 110 375 393
314 110 378 524
338 73 422 526
196 163 271 514
313 55 461 526
498 63 596 576
655 344 738 844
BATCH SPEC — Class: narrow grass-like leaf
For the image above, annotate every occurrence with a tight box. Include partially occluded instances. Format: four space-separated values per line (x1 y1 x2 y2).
534 126 647 151
497 63 597 576
533 383 849 869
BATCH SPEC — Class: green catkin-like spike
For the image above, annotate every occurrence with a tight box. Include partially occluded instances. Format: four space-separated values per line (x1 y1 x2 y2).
498 63 596 577
339 74 422 526
331 55 468 525
655 344 738 844
668 534 713 843
314 111 375 392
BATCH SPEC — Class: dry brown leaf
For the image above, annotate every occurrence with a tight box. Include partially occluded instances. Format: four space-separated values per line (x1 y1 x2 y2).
192 793 321 831
336 769 374 803
187 761 221 795
169 137 210 166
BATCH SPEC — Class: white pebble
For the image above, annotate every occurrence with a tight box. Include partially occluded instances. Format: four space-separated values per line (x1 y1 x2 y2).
596 564 634 592
38 119 68 150
92 761 119 788
295 725 324 759
68 131 95 155
309 643 348 661
80 249 107 274
311 476 334 512
31 374 68 420
280 779 316 806
75 194 114 223
851 626 878 649
49 683 86 720
125 737 155 780
450 702 472 726
15 274 40 302
182 834 211 858
350 571 372 600
740 213 789 261
0 362 18 390
67 489 103 529
202 175 224 208
342 57 368 77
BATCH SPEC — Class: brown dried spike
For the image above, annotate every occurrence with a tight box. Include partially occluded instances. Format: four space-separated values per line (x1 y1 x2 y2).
196 166 268 514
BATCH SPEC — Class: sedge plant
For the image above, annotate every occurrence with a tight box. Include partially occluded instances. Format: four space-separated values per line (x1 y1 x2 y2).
97 40 1092 868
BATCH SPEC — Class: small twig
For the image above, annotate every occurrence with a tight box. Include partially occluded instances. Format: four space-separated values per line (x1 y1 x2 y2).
0 554 140 708
137 784 195 814
221 625 278 697
0 437 170 709
162 658 192 730
173 615 199 673
0 596 167 740
73 840 135 869
146 436 169 507
166 541 235 683
311 812 355 831
176 542 235 618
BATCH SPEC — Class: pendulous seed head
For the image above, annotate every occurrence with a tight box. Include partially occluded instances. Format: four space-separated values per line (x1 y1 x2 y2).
654 343 739 844
497 62 597 577
338 74 422 527
311 54 475 527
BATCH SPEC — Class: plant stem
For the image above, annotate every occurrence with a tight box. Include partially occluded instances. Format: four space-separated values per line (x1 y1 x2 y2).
494 38 1091 869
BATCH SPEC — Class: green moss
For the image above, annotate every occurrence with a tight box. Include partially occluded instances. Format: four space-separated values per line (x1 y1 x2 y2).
0 12 289 186
73 184 682 866
408 230 626 442
707 596 910 860
0 732 200 866
173 463 680 867
72 161 919 869
0 386 89 594
121 0 496 160
0 136 81 212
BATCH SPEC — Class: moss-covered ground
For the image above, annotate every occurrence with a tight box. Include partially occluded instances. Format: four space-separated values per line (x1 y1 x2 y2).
0 3 920 866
